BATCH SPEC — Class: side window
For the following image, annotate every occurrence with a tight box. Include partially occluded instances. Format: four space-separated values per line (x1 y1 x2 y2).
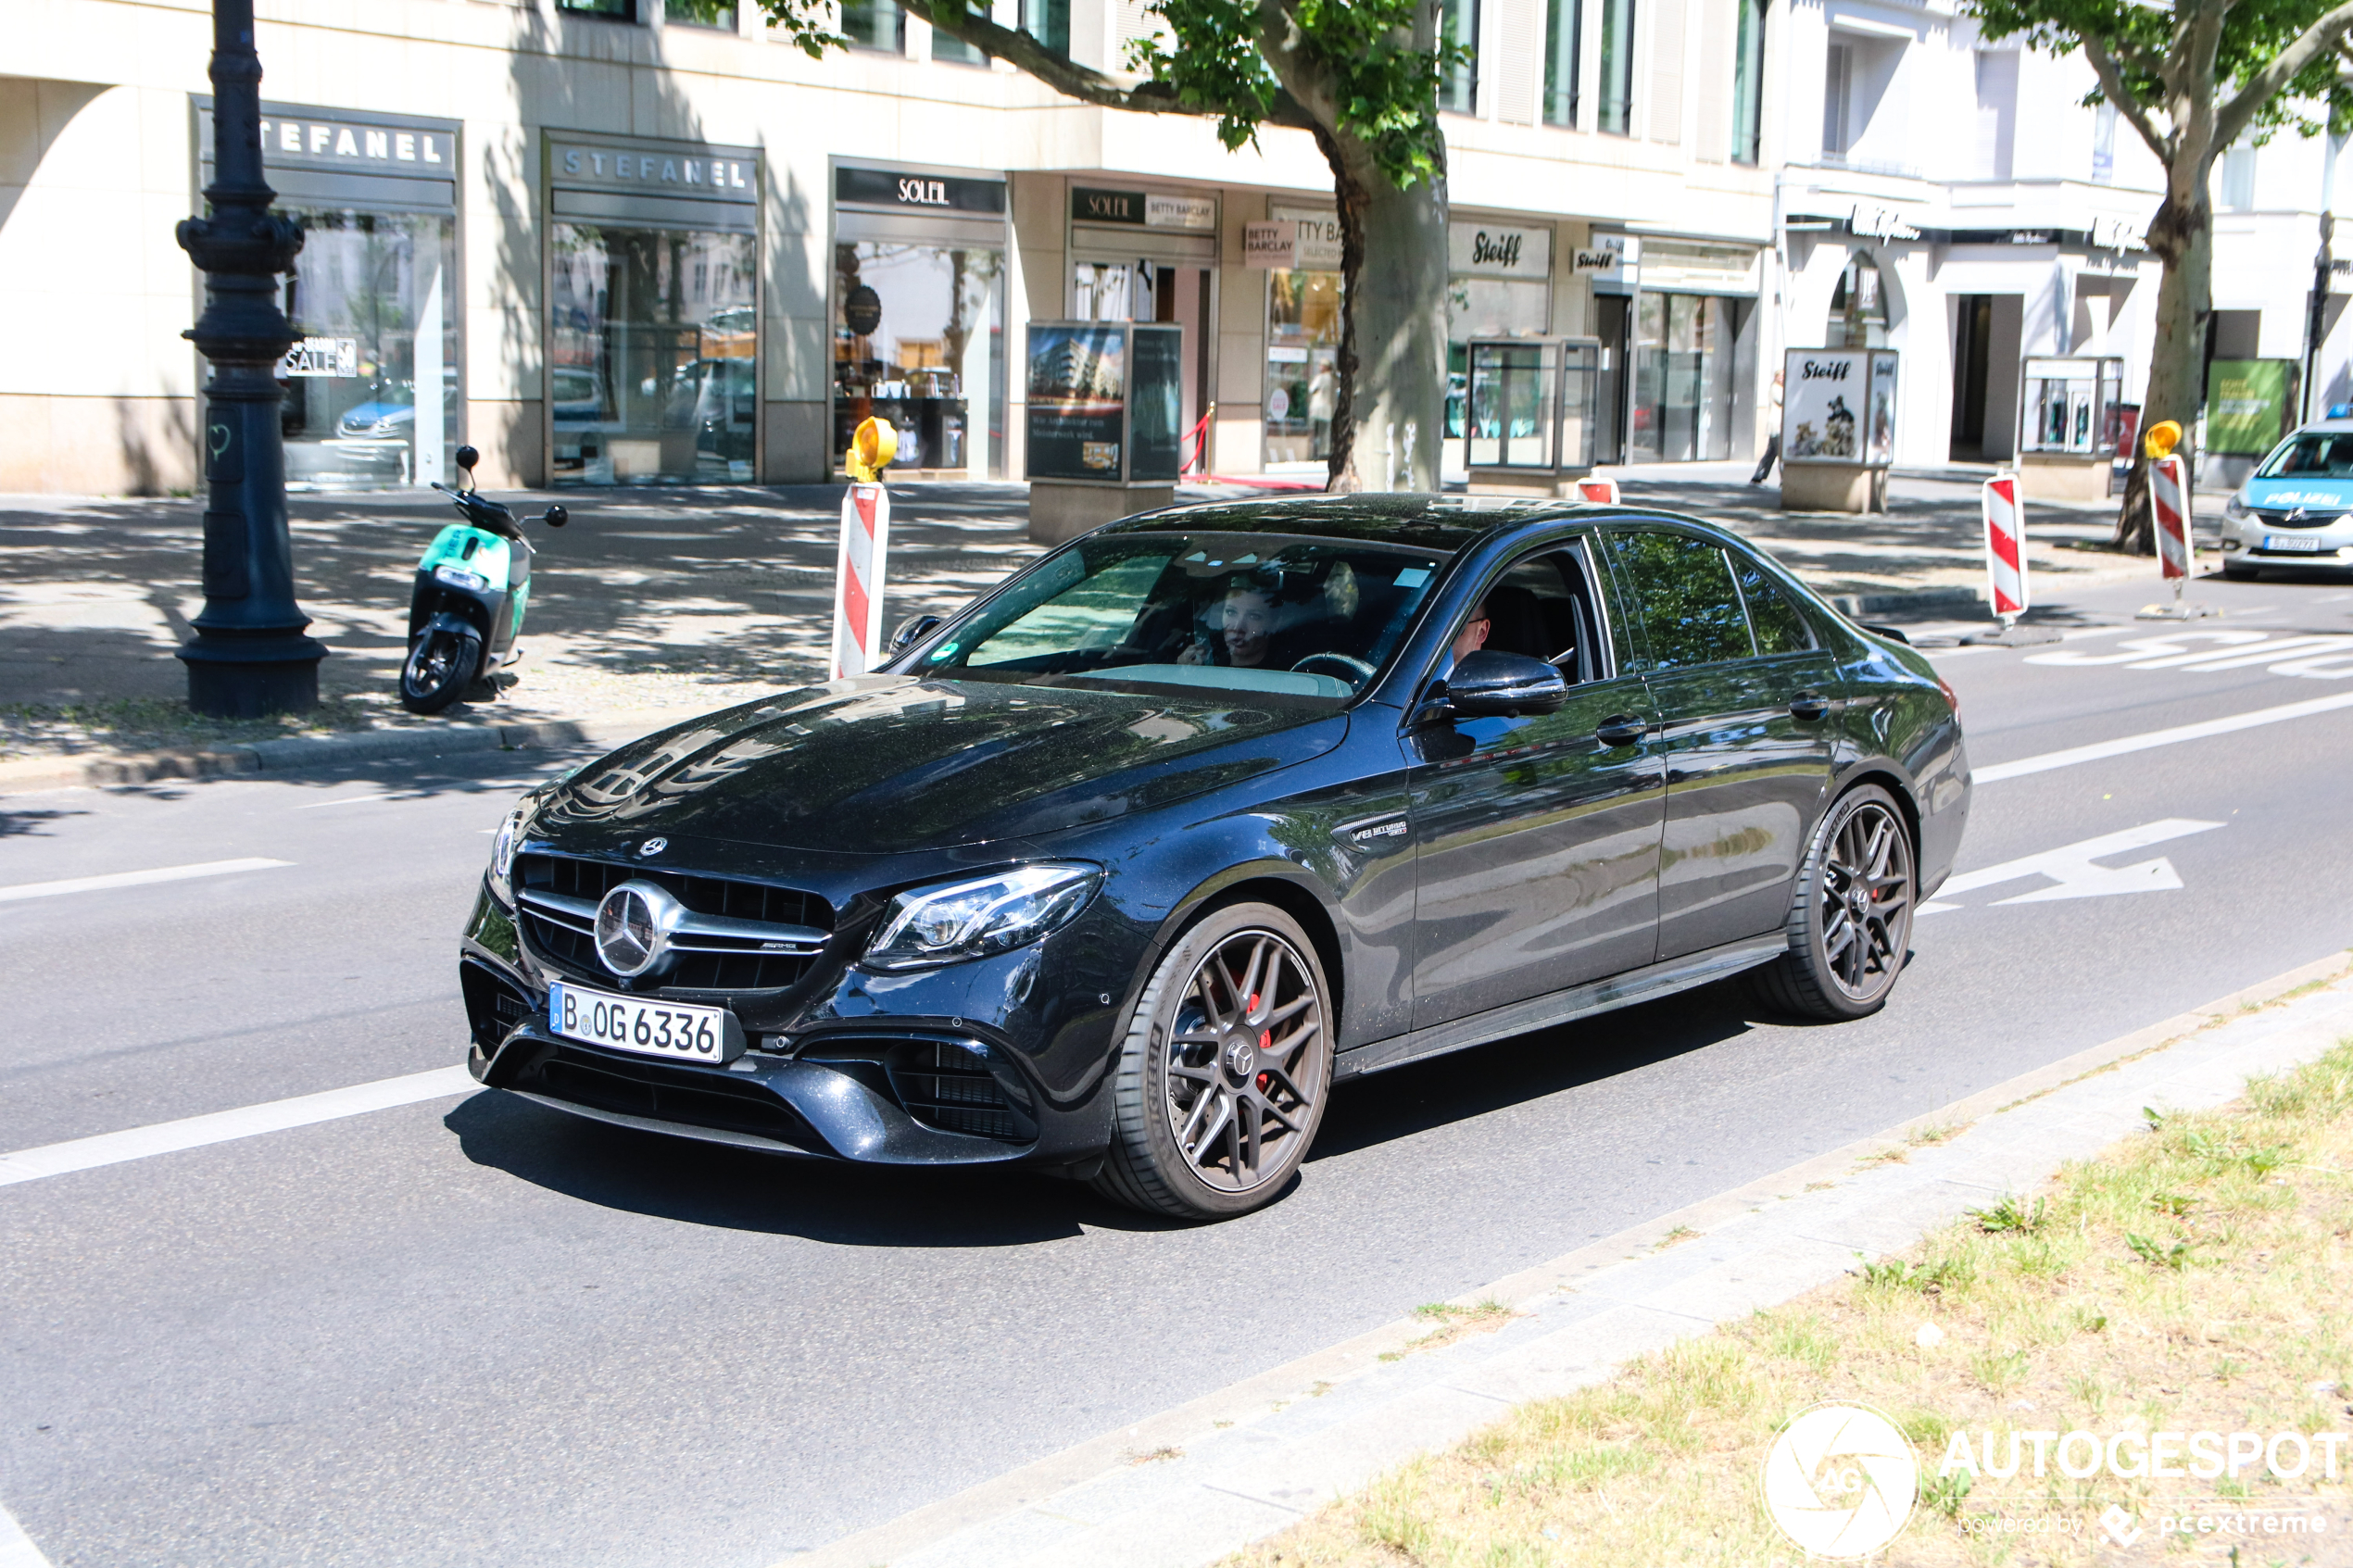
1465 543 1612 684
1730 555 1816 656
1604 531 1755 671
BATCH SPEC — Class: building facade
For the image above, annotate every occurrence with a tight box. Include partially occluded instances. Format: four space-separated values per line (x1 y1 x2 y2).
2 0 2345 495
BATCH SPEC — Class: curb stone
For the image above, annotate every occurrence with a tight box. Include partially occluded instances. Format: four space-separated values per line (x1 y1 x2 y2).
0 709 705 796
787 950 2353 1568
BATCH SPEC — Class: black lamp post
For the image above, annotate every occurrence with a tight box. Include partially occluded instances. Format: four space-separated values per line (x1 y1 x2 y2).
174 0 326 717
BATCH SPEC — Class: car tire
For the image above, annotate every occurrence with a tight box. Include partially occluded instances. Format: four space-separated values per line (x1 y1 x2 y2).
1747 783 1917 1022
1092 902 1335 1220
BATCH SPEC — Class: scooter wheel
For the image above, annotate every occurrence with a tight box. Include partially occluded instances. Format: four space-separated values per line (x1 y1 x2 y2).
400 628 483 714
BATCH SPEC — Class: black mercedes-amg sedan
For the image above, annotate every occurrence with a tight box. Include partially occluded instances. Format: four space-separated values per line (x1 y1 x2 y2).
459 495 1969 1218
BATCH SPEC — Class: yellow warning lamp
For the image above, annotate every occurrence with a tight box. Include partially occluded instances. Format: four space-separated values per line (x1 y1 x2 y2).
845 417 898 483
2144 420 2183 459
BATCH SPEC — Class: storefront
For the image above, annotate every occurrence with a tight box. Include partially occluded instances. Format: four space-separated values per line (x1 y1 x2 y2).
1261 207 1347 470
545 133 760 485
1442 218 1554 479
198 101 461 491
830 163 1008 478
1064 184 1218 471
1611 238 1761 464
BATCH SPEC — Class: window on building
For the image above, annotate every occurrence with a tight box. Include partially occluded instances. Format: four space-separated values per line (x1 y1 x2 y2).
1021 0 1070 56
931 13 988 63
2092 100 2117 182
1825 253 1888 348
1628 294 1738 463
558 0 636 17
1730 0 1765 163
667 0 735 26
1822 42 1852 157
2221 144 2257 210
1973 51 2017 180
841 0 904 50
1597 0 1634 133
1440 0 1480 114
1542 0 1579 125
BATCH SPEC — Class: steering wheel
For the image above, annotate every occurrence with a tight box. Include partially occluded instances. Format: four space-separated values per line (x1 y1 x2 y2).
1290 652 1377 686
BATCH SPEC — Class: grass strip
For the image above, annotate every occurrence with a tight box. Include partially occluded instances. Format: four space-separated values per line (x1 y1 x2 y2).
1228 1040 2353 1566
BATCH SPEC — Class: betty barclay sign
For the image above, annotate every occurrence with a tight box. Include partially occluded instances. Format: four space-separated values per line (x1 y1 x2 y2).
1069 186 1217 232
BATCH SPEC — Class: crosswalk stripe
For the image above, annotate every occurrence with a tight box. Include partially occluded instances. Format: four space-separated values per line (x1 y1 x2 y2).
1975 689 2353 784
0 1067 476 1188
0 1503 55 1568
0 858 291 904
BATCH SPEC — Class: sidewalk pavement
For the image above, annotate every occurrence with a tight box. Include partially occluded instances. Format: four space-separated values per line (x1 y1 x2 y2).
0 467 2185 791
797 950 2353 1568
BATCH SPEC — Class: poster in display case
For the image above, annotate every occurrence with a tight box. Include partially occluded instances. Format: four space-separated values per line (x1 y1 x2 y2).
1026 321 1184 483
1782 348 1898 467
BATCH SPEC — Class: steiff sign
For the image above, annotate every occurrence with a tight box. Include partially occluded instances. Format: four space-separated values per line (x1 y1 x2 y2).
1783 349 1899 469
1449 222 1552 278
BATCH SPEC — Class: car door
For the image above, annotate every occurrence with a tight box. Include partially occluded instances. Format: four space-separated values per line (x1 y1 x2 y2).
1407 539 1666 1031
1601 526 1840 962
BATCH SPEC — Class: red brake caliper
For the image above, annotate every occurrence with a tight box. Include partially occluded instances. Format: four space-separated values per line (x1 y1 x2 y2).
1250 993 1271 1089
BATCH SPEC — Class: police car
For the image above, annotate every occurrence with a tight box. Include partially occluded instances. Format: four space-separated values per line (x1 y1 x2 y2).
2222 406 2353 577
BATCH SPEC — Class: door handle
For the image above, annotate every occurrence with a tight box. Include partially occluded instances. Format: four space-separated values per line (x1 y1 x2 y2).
1595 715 1647 747
1788 693 1833 721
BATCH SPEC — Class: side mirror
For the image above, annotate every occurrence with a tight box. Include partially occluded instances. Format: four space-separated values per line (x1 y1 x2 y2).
542 505 569 529
455 445 479 472
889 613 944 654
1445 649 1568 718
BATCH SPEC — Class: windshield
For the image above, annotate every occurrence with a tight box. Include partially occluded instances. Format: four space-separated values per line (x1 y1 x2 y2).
2257 432 2353 479
918 533 1451 703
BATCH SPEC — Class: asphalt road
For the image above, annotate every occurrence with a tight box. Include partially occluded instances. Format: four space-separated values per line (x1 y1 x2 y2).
4 569 2351 1568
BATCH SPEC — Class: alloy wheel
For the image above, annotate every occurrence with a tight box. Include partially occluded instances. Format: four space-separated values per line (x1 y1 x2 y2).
1162 928 1326 1194
1817 799 1914 1001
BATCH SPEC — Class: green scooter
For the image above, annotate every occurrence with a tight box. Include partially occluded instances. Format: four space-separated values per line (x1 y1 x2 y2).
400 445 570 714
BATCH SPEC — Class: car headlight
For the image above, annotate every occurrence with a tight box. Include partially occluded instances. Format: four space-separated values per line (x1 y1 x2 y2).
2224 494 2249 519
434 564 491 592
863 863 1101 972
487 799 531 902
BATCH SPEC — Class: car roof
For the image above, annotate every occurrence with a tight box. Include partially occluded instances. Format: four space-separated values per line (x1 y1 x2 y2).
1101 493 1676 552
2282 420 2353 439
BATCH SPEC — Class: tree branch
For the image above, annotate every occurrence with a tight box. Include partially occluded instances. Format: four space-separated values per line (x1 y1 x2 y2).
2217 0 2353 144
2083 34 2172 159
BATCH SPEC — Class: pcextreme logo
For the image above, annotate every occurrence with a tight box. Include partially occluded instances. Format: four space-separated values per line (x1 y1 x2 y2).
1760 1402 1919 1559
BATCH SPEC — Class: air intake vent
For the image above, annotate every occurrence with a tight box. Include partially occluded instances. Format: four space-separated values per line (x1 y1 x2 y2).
889 1040 1023 1142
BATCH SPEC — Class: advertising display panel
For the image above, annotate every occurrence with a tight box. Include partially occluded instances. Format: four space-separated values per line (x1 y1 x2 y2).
1026 322 1184 483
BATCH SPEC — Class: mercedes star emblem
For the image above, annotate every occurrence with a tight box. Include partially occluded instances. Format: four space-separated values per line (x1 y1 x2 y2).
637 837 668 858
594 878 682 978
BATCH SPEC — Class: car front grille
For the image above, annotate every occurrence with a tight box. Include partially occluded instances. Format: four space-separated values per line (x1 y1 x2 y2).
2251 508 2338 530
535 1044 811 1147
514 852 836 992
887 1039 1024 1142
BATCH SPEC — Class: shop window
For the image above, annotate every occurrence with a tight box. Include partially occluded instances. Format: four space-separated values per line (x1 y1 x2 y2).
666 0 736 26
271 210 459 492
1542 0 1579 127
835 240 1004 474
549 224 758 484
1021 0 1070 56
841 0 904 51
1629 293 1736 463
558 0 637 18
1825 254 1887 349
1440 0 1480 115
1731 0 1765 164
1265 269 1342 469
1443 276 1551 478
1597 0 1634 134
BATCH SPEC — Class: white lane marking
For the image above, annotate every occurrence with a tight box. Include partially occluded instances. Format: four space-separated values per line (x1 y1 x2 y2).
0 1504 54 1568
295 792 397 809
0 858 291 904
0 1067 475 1188
1974 689 2353 783
1919 819 2222 915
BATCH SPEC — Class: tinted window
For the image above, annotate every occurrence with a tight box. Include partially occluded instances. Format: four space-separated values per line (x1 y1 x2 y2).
1476 546 1607 683
1605 532 1753 670
1730 556 1814 655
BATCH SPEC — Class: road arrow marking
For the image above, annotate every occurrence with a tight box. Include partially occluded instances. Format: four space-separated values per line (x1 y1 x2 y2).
1919 819 2222 914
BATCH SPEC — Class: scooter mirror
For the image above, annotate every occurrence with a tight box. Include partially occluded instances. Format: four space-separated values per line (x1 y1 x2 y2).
455 445 480 472
543 505 569 529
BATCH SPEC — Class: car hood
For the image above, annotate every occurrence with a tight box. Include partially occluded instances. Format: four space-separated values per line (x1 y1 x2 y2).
2242 477 2353 510
534 675 1348 853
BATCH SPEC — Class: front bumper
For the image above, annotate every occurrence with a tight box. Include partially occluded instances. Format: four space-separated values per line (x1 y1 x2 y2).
458 882 1139 1170
2221 521 2353 569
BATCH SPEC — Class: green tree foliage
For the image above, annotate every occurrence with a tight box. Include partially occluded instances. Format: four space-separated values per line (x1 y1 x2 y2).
760 0 1462 492
1965 0 2353 546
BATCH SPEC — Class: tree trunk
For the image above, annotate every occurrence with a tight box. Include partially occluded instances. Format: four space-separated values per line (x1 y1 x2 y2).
1314 130 1449 494
2120 182 2215 552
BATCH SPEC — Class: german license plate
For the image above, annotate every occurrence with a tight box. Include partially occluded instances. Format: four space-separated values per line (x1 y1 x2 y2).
2263 534 2325 552
548 982 738 1063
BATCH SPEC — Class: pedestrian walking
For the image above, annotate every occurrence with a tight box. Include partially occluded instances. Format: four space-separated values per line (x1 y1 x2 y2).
1751 370 1784 483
